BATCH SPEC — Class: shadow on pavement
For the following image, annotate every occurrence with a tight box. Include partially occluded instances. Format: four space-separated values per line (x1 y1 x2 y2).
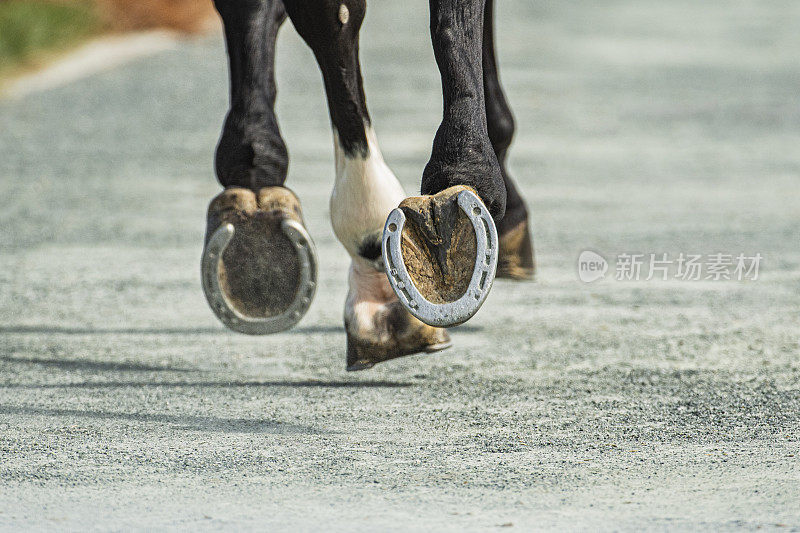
0 379 415 389
0 404 322 434
0 325 224 335
0 355 196 373
0 323 475 335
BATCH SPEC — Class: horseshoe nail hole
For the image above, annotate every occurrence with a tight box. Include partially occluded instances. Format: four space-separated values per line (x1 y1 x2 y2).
479 270 488 290
481 218 493 248
388 223 397 232
302 298 310 305
474 290 481 300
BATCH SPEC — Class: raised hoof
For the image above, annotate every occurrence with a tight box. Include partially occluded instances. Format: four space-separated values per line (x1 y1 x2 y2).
346 340 451 372
346 314 452 372
344 260 452 371
381 186 498 328
201 187 317 335
497 218 536 280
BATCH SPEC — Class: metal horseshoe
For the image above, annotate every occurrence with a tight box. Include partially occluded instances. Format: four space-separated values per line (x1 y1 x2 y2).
201 219 317 335
382 189 498 327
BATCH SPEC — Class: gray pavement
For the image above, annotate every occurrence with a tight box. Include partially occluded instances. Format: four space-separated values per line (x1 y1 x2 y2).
1 0 799 530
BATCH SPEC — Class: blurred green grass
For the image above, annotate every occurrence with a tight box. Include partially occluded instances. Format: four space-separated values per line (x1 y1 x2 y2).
0 0 99 76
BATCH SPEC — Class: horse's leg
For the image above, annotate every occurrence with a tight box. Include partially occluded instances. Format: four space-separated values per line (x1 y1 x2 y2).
483 0 535 280
381 0 504 327
202 0 318 335
281 0 451 370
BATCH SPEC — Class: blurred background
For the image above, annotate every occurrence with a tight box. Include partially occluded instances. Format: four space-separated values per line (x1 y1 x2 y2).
0 0 214 79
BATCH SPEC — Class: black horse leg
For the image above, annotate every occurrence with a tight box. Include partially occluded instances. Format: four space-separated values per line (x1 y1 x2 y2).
202 0 318 335
483 0 535 279
422 0 506 220
380 0 505 328
214 0 287 189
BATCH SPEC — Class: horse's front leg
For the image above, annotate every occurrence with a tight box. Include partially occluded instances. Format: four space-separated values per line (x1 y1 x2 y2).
382 0 505 328
282 0 451 370
202 0 318 335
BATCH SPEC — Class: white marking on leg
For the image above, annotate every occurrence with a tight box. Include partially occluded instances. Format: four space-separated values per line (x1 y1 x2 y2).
330 126 417 346
344 257 397 344
338 4 350 25
330 126 405 261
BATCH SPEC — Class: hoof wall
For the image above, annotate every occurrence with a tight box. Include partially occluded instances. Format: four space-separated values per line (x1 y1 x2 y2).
497 219 536 280
346 337 452 372
345 360 376 373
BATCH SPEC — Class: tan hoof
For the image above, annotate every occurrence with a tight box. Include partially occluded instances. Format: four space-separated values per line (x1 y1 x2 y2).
497 218 536 280
344 260 451 371
202 186 317 335
382 186 498 327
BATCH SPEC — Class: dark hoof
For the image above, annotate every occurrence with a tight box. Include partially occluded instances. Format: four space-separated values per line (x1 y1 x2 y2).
381 186 498 327
201 187 317 335
497 218 536 280
346 317 452 372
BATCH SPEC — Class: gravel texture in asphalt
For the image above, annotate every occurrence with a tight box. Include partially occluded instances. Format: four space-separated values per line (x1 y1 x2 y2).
1 0 799 530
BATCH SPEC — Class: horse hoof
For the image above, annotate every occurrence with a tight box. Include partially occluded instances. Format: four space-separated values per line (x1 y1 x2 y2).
201 187 317 335
346 336 452 371
497 218 536 280
346 322 452 371
381 186 498 328
346 311 452 372
344 260 451 371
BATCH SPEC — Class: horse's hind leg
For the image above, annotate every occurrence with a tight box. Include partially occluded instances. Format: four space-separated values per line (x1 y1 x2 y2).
483 0 535 280
281 0 451 370
203 0 318 335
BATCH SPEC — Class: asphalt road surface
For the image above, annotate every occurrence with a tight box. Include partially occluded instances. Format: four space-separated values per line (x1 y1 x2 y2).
1 0 799 530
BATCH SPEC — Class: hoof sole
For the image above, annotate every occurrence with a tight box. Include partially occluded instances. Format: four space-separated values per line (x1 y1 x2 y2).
202 218 317 335
382 189 498 328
